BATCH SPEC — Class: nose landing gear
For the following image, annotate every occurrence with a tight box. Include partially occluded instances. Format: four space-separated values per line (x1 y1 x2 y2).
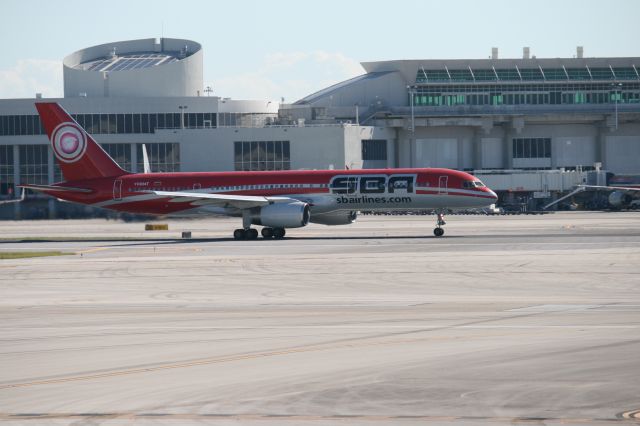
433 212 446 237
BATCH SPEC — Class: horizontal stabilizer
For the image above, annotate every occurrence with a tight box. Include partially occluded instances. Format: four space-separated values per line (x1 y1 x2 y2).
19 184 92 193
0 188 26 205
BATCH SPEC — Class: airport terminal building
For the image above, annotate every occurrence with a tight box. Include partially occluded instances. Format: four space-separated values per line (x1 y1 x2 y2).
1 39 639 218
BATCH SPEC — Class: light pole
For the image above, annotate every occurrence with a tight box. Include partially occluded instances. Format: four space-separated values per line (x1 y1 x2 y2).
612 83 622 130
407 86 415 132
407 86 416 168
178 105 188 129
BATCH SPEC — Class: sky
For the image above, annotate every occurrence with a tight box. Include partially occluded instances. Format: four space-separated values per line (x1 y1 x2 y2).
1 0 639 102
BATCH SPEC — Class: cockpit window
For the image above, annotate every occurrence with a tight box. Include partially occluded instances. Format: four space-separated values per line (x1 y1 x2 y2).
463 180 486 188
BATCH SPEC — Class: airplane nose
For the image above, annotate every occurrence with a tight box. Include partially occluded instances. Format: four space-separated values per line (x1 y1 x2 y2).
488 189 498 200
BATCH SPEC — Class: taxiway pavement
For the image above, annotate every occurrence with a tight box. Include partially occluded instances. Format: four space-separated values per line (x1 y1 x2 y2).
1 212 639 425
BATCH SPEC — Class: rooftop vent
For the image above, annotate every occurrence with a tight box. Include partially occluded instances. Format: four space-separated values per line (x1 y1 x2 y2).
523 47 530 59
491 47 498 60
577 46 584 58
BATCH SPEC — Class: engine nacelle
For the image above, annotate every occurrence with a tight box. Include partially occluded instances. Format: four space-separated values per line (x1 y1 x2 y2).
253 201 310 228
608 191 632 208
310 210 357 226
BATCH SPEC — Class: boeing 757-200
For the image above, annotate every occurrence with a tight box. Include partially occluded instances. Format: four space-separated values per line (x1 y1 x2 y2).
20 102 498 239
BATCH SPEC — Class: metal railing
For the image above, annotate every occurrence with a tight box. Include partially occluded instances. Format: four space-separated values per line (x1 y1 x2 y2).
390 103 640 117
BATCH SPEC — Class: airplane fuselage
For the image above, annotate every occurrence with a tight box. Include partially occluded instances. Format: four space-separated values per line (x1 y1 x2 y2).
45 168 497 217
27 102 498 238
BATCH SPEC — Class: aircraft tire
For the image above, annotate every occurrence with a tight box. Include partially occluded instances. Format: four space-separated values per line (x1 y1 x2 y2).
261 227 274 239
233 229 246 240
273 228 286 239
433 228 444 237
247 228 258 240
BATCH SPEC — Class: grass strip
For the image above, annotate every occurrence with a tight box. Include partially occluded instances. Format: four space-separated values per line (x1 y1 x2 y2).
0 251 73 260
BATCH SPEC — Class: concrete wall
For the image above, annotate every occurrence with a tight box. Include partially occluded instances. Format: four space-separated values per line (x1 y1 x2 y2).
481 138 503 168
555 136 596 167
602 123 640 173
415 138 458 168
398 126 476 169
176 125 360 172
606 136 640 173
382 122 639 174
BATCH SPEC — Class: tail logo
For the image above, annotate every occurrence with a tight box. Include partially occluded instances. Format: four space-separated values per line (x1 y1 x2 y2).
52 122 87 163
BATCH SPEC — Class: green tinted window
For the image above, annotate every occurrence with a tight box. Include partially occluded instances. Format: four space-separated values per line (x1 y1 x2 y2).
411 82 639 106
567 68 591 80
612 67 639 79
542 68 568 80
472 69 498 81
416 69 428 83
495 68 520 80
424 70 450 81
449 69 474 81
519 68 544 80
589 68 614 80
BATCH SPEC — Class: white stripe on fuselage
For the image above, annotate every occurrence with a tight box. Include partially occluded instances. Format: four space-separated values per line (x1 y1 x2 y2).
91 187 492 213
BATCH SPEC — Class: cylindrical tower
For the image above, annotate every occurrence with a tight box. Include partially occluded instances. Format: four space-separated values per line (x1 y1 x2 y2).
63 38 203 98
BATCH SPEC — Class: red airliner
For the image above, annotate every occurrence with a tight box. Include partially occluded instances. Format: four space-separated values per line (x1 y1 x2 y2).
21 102 498 239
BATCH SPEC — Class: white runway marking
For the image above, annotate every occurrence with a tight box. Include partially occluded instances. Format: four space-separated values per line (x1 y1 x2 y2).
4 325 639 330
2 240 640 251
509 304 601 312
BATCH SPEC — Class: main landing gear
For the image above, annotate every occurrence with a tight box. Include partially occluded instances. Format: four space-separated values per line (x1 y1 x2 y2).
433 212 446 237
233 228 258 240
233 227 286 240
234 211 285 240
261 227 285 239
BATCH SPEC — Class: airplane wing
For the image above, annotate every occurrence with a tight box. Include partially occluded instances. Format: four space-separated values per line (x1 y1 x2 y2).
576 185 640 193
543 185 640 210
151 190 292 210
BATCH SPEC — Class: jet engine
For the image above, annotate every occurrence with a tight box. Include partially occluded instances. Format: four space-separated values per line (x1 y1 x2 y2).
252 201 310 228
310 210 358 226
608 191 632 209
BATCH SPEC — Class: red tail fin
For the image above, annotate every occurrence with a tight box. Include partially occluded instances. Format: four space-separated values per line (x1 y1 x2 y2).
35 102 127 181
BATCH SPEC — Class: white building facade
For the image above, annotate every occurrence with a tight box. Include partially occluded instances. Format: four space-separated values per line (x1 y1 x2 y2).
1 41 639 217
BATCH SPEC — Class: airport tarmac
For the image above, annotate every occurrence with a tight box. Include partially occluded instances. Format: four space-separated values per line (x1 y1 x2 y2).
0 211 639 425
